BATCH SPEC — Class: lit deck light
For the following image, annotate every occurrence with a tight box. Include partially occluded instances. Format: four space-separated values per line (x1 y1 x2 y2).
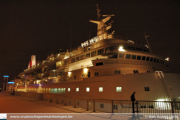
68 72 72 77
64 56 69 59
83 68 88 73
86 87 90 92
165 57 169 61
145 45 149 48
3 75 9 77
156 99 165 101
118 46 125 52
8 82 15 84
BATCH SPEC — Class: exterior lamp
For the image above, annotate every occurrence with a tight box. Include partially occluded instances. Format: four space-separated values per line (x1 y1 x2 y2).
165 57 169 61
83 68 88 74
118 46 125 52
68 72 72 77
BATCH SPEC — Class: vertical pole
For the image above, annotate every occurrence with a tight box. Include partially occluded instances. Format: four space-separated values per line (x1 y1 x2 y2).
74 99 76 108
64 98 66 106
132 100 135 113
87 99 89 111
93 100 95 112
136 101 139 119
171 102 174 113
3 78 5 91
5 78 8 91
132 100 136 119
171 102 175 120
112 100 114 113
136 101 138 113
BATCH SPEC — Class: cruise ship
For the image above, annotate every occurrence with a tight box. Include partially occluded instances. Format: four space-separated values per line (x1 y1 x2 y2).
7 5 180 110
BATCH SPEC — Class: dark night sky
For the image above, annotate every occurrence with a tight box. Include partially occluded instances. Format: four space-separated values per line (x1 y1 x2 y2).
0 0 180 85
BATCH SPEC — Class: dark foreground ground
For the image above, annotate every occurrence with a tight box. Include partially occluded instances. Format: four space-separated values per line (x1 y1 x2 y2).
0 93 93 113
0 93 178 120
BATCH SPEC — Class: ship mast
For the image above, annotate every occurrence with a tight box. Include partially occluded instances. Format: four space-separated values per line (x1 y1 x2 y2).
90 5 114 40
96 4 101 21
144 32 152 53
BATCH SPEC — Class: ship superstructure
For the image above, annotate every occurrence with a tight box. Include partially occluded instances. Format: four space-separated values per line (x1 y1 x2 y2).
8 5 180 104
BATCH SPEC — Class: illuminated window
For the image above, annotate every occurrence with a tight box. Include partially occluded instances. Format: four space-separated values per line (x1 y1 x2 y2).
116 87 122 92
68 88 70 92
50 88 54 93
57 88 61 93
54 88 57 93
62 88 66 94
76 87 79 92
99 87 103 92
86 87 90 92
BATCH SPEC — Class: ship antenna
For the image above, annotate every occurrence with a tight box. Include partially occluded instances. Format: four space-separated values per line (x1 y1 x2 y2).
96 4 101 21
144 32 152 53
70 23 72 52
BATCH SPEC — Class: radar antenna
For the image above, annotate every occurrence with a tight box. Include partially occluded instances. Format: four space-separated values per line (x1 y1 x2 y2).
96 4 101 21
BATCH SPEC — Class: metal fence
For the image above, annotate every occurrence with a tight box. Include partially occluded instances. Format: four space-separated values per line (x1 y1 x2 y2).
14 92 180 114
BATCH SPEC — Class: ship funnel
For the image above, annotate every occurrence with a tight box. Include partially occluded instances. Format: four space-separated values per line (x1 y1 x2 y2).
28 55 36 68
